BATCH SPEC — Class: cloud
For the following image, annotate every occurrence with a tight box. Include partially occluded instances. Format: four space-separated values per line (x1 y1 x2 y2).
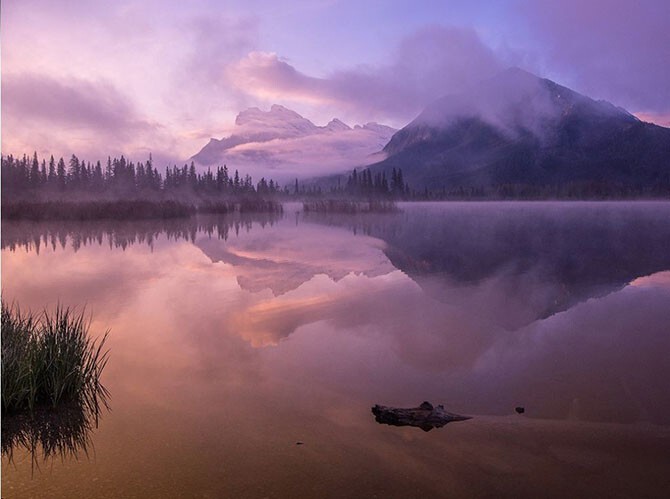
225 9 670 125
1 73 177 161
196 126 395 180
520 0 670 114
227 26 506 124
184 14 260 84
2 73 148 135
634 112 670 128
4 1 668 163
226 128 394 177
2 3 263 162
227 52 329 104
169 13 261 131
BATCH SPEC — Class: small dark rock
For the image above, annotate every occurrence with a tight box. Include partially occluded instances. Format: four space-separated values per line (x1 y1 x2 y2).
515 406 525 414
295 441 304 445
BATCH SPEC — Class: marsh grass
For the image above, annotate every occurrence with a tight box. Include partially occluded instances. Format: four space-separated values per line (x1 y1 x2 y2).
1 300 109 417
302 199 398 214
2 198 284 221
1 200 195 221
197 199 284 214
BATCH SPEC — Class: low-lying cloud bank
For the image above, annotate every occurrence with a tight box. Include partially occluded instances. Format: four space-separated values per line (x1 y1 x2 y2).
191 104 396 180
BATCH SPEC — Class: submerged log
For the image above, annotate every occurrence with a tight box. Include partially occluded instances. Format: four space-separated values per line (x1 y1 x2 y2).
371 401 471 432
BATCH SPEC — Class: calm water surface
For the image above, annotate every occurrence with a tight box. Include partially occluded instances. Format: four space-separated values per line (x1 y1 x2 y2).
2 202 670 498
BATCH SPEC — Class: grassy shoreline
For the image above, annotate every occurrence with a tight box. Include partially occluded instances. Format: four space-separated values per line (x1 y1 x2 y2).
1 198 283 221
302 199 398 213
1 301 109 417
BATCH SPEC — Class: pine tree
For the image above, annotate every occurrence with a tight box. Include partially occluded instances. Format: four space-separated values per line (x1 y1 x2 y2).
188 162 197 189
68 154 81 187
93 161 104 190
105 157 113 182
40 159 47 185
30 152 40 187
57 157 67 189
48 155 56 184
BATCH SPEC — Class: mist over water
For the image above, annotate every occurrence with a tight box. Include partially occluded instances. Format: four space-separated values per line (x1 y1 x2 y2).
303 202 670 422
3 202 670 497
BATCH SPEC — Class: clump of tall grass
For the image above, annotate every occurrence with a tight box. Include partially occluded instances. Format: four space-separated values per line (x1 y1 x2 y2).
1 300 109 417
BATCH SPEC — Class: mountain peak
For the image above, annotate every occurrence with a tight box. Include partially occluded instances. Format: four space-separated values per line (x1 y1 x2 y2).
192 105 397 173
324 118 351 132
235 104 309 127
372 68 670 193
270 103 299 115
409 66 637 133
498 66 538 80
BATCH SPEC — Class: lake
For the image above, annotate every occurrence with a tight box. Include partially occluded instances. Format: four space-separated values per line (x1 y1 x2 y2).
2 202 670 498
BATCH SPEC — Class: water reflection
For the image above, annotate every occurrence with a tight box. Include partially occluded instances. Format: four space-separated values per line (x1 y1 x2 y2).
2 203 670 496
306 202 670 325
2 401 105 467
1 212 283 254
5 203 669 328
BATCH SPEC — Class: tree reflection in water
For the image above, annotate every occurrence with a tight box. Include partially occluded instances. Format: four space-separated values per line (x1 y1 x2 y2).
1 213 283 254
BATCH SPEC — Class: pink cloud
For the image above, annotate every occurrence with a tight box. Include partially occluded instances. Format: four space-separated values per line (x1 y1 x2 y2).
226 26 505 124
227 52 332 104
1 73 179 162
2 73 149 135
634 112 670 128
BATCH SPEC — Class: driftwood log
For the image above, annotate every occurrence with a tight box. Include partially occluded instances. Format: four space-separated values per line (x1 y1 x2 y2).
371 401 471 431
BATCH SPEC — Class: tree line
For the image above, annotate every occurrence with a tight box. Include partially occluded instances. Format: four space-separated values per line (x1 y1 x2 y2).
1 153 283 199
9 151 655 204
291 167 411 199
343 167 410 197
409 181 670 200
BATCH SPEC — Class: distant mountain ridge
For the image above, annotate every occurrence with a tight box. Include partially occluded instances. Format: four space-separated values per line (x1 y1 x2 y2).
191 105 396 179
368 68 670 195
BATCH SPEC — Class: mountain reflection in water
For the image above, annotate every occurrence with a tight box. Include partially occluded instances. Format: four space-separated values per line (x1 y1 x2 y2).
307 202 670 325
2 202 670 497
3 203 670 426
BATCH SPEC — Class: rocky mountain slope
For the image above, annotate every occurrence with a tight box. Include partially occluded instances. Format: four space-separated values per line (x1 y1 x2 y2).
368 68 670 194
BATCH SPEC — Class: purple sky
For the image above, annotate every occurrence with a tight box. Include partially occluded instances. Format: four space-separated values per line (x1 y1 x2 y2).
2 0 669 164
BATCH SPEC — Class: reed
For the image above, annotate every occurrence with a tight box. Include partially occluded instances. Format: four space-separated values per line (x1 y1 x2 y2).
1 200 196 221
302 199 398 213
1 300 109 416
1 198 284 221
196 199 284 214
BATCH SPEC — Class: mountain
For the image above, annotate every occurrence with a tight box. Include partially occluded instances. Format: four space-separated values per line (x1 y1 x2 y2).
369 68 670 194
192 105 396 181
